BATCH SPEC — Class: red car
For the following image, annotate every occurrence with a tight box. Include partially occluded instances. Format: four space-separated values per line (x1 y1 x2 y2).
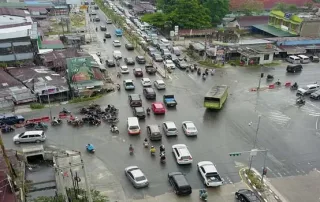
133 68 143 77
151 102 166 114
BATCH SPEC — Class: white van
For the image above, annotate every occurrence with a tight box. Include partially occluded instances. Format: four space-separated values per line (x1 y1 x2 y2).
13 130 46 144
298 55 310 64
127 117 140 135
286 55 300 64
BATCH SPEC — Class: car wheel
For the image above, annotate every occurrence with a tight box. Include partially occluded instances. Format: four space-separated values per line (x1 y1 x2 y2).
14 141 20 144
36 140 41 143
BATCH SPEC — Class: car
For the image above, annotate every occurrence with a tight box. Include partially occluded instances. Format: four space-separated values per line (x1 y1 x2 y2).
141 78 152 87
171 47 181 56
0 114 25 125
235 189 261 202
104 32 111 38
182 121 198 136
100 25 107 31
143 88 156 99
124 57 135 65
113 50 122 59
157 43 167 51
106 59 115 67
147 47 157 56
120 65 129 74
94 17 100 22
123 79 135 90
172 144 193 164
145 64 157 74
152 54 163 62
160 38 170 46
151 40 159 47
106 19 112 24
164 60 176 69
151 102 165 114
286 64 302 73
147 124 162 140
133 68 143 77
125 43 134 50
135 56 146 64
125 166 149 188
133 107 146 119
297 84 320 95
113 40 121 47
163 121 178 136
197 161 223 187
13 130 46 144
154 80 166 90
175 60 190 69
128 94 142 107
168 172 192 196
311 90 320 100
310 55 320 63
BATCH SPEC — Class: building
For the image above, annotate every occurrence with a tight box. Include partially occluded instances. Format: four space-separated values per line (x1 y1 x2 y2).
225 16 269 30
238 44 278 65
0 8 38 62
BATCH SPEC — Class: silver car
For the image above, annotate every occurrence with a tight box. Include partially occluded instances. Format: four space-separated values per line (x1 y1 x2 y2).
13 130 46 144
162 121 178 136
125 166 149 188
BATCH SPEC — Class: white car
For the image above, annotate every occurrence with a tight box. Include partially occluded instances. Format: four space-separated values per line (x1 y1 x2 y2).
120 65 129 74
113 50 122 59
197 161 223 187
182 121 198 136
163 121 178 136
113 40 121 47
125 166 149 188
123 79 135 90
154 80 166 90
164 60 176 69
141 78 151 87
172 144 193 164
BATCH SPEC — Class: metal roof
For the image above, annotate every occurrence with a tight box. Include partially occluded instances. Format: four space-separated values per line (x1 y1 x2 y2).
252 24 297 37
206 85 228 98
0 7 26 17
0 69 22 89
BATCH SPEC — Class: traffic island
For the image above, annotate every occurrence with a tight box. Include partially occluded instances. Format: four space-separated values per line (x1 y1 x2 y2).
240 168 284 202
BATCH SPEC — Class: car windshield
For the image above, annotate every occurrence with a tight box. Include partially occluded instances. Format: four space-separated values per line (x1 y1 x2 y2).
181 156 190 160
168 128 176 131
135 176 146 181
188 127 196 130
122 67 128 70
126 82 133 86
166 61 173 64
19 132 25 137
302 87 309 90
129 126 139 130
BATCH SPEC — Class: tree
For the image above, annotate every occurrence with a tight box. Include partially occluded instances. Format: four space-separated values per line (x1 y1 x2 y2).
156 0 178 13
202 0 229 23
141 13 168 28
273 3 298 12
168 0 212 28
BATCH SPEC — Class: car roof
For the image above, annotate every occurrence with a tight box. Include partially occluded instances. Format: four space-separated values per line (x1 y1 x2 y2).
153 102 163 108
0 114 15 118
142 78 151 81
126 43 133 46
131 169 144 178
137 56 144 58
156 80 164 84
114 40 120 42
148 124 160 131
172 174 189 186
164 121 176 128
184 121 195 127
23 131 44 135
134 107 144 112
135 68 142 71
130 94 140 99
238 189 260 201
198 161 217 173
114 50 121 53
121 65 128 68
307 84 319 88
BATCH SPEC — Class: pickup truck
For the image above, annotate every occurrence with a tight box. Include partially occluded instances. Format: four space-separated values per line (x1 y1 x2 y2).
163 95 177 107
0 114 25 125
197 161 223 187
145 64 157 74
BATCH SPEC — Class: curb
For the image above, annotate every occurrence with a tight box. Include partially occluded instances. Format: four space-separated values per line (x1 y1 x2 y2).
239 168 283 202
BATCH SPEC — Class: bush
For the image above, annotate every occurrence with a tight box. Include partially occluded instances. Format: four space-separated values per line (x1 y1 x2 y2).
245 169 264 190
30 103 45 109
69 95 102 104
198 60 224 68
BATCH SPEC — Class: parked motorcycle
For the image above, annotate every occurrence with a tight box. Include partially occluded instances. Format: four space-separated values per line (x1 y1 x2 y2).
107 117 119 124
51 119 63 126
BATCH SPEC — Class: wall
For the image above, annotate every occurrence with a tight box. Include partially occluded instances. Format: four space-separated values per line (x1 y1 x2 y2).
259 53 274 64
276 39 320 46
300 21 320 37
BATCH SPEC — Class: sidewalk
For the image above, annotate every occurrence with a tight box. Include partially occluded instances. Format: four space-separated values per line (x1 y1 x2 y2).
131 182 247 202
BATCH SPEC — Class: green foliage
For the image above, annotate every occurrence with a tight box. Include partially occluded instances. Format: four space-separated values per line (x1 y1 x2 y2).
30 103 45 109
69 95 102 103
245 169 264 190
273 2 298 12
141 13 168 28
202 0 229 23
198 60 224 68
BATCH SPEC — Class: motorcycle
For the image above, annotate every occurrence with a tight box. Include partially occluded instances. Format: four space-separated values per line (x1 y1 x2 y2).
160 152 166 163
143 141 149 148
107 117 119 124
67 119 84 126
116 84 120 91
80 107 89 114
59 109 71 115
291 83 298 90
296 98 305 105
146 109 150 116
202 74 206 80
103 38 106 43
197 69 201 76
275 81 281 86
89 119 101 126
51 119 63 126
86 144 95 153
129 146 134 155
266 74 274 81
205 69 209 75
110 126 119 134
1 126 15 133
24 122 37 129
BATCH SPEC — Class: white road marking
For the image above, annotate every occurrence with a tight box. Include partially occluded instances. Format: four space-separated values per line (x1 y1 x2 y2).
277 172 283 177
267 111 291 125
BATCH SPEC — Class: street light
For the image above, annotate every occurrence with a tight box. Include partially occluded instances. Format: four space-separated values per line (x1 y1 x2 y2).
248 115 261 171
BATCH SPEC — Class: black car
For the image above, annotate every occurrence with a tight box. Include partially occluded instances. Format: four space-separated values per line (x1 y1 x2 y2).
100 26 107 31
133 107 146 119
136 56 146 64
125 43 134 50
0 114 25 125
104 32 111 38
95 17 100 22
145 64 157 74
124 57 135 65
128 94 142 107
106 59 115 67
286 64 302 73
175 60 190 69
235 189 261 202
168 172 192 196
143 88 156 99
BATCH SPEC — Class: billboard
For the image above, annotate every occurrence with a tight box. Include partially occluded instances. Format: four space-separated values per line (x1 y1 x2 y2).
67 57 103 83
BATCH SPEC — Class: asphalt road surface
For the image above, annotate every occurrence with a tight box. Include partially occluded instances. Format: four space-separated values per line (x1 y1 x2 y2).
3 8 320 200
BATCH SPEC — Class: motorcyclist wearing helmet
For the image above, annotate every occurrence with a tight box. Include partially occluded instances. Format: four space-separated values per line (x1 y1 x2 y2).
146 107 151 114
111 124 116 131
87 143 94 151
160 144 165 154
150 146 156 154
129 144 134 152
53 117 58 124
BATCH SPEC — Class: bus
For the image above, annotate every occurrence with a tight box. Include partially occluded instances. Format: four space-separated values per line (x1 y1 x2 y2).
204 85 229 109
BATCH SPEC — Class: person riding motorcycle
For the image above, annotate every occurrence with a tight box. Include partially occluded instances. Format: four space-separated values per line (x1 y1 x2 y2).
96 27 98 32
143 138 149 147
129 144 134 153
111 124 117 132
116 83 120 90
275 79 281 85
199 189 208 200
205 68 209 75
53 117 59 124
117 72 121 78
150 146 156 154
160 152 166 161
103 38 106 43
87 143 94 151
146 107 151 115
160 145 165 154
202 73 206 79
292 82 298 88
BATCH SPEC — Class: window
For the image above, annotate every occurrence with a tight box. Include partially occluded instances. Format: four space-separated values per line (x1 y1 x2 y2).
204 97 220 102
264 54 269 60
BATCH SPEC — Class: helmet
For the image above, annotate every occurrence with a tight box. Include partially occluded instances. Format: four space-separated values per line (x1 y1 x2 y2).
75 117 78 119
151 146 154 148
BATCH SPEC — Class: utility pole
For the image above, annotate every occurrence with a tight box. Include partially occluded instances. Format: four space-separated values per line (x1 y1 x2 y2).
248 115 262 171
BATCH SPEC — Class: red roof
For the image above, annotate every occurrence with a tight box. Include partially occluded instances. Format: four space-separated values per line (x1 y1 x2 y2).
230 0 313 10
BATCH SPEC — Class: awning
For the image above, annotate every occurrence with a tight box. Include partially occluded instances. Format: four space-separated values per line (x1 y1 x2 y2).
279 46 306 55
252 24 297 37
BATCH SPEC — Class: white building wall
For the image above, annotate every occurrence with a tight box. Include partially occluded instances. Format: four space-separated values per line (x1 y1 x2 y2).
259 53 274 64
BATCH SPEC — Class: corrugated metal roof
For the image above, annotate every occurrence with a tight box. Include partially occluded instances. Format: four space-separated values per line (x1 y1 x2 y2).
0 69 22 89
237 16 269 28
252 24 297 37
0 7 26 17
0 29 29 40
